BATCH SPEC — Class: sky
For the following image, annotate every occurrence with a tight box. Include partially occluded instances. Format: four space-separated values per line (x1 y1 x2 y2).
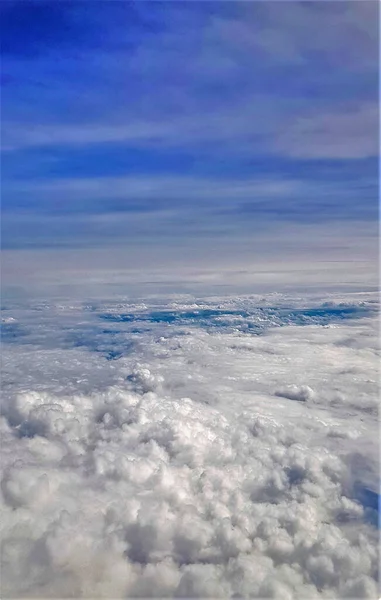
1 0 379 297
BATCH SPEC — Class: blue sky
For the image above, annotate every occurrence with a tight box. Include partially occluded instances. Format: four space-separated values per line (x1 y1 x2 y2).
1 1 379 296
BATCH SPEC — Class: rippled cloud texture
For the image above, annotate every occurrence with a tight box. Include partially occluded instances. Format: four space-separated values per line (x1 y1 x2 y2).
1 292 379 598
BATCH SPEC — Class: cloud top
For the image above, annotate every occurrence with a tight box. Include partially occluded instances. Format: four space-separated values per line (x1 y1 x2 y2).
1 292 379 598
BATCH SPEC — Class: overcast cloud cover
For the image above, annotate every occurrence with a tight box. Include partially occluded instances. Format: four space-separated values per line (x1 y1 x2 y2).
0 2 380 599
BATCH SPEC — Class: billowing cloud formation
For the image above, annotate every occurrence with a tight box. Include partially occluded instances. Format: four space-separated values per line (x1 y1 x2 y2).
1 293 379 598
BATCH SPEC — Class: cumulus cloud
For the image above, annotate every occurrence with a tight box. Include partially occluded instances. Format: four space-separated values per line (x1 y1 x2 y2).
274 385 315 403
0 293 379 598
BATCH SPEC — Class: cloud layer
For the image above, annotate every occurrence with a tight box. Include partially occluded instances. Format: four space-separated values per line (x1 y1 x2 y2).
1 292 379 598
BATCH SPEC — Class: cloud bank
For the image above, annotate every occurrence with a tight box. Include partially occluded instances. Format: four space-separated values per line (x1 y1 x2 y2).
1 293 379 598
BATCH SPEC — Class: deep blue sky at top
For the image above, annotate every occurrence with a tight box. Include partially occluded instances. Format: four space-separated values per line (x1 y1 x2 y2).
1 1 379 270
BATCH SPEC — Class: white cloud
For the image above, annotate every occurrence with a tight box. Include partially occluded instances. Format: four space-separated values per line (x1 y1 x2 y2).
1 293 379 598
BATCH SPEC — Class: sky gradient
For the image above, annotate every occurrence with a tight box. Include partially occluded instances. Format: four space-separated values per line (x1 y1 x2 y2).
1 1 379 297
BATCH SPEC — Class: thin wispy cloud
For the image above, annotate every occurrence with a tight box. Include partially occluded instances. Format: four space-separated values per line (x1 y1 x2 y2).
1 0 378 291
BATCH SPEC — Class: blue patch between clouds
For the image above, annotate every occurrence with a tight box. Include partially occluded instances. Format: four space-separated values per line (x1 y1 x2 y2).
0 321 28 342
353 483 380 528
1 301 376 360
99 303 375 332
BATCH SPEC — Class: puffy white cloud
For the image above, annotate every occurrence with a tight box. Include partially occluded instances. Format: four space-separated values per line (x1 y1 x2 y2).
0 293 379 598
274 385 315 403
